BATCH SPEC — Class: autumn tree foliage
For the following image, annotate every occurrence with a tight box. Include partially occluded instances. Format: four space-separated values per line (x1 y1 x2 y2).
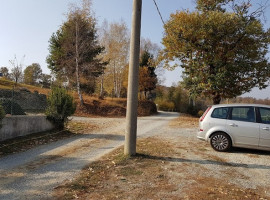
47 0 106 105
99 20 130 98
161 0 270 104
23 63 42 85
0 67 10 79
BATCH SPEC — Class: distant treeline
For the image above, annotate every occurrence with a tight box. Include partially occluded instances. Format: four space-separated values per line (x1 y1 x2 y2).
224 97 270 105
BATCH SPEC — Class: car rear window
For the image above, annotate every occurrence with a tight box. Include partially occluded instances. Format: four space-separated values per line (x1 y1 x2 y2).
211 107 229 119
259 107 270 124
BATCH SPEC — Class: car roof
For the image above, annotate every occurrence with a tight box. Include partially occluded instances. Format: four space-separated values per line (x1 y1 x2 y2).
210 104 270 108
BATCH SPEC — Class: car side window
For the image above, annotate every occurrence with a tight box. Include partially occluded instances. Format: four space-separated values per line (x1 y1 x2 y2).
211 107 229 119
259 108 270 124
231 107 255 122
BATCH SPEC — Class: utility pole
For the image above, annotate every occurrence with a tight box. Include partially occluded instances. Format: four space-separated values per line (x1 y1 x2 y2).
124 0 142 156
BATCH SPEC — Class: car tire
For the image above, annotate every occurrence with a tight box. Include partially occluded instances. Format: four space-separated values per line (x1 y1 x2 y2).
210 132 232 152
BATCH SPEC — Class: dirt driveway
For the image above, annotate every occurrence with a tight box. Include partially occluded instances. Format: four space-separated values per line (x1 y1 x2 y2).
0 112 178 200
0 112 270 200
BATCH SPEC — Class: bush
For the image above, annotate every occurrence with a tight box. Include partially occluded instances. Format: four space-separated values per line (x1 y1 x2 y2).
0 104 5 128
138 100 157 116
46 87 76 129
198 110 204 117
186 105 200 116
157 101 175 112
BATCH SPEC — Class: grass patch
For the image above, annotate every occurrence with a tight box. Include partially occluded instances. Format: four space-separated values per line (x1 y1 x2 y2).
53 137 177 200
119 166 143 176
0 79 50 95
170 113 199 128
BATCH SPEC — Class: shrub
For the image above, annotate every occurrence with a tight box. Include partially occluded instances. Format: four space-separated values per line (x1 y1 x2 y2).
198 110 204 117
186 105 200 116
138 100 157 116
46 87 76 129
157 101 175 112
0 104 5 128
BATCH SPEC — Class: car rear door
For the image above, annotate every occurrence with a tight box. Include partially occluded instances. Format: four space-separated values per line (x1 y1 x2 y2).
258 107 270 148
226 106 259 147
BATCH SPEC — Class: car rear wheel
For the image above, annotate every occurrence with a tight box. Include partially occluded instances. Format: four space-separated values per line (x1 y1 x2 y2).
210 132 232 152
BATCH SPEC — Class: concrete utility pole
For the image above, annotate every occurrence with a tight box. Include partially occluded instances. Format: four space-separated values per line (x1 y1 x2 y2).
124 0 142 156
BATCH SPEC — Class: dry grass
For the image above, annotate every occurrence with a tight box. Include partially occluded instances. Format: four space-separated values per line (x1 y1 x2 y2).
170 113 199 128
0 79 156 117
53 137 177 200
53 137 269 200
0 79 50 95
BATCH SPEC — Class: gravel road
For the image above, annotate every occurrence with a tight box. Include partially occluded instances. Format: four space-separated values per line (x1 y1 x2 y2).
1 111 270 199
0 111 179 200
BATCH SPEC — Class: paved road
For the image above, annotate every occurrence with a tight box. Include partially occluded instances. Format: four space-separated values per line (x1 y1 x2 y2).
0 112 179 200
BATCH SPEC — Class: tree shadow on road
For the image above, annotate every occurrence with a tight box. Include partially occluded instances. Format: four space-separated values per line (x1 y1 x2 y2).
135 153 270 170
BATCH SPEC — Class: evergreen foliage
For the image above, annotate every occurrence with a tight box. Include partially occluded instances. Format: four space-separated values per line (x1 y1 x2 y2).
23 63 42 85
139 51 158 99
47 1 106 104
45 87 76 129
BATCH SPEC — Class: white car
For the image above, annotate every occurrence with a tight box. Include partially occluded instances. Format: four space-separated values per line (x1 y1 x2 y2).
197 104 270 152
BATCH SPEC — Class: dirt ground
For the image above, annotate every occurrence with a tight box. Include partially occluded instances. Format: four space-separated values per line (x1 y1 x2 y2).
53 115 270 200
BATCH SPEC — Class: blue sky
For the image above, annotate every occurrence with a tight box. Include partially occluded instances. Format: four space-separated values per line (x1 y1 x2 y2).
0 0 269 98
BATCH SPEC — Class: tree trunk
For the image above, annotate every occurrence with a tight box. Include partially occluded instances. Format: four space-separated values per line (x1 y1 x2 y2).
117 76 122 98
113 61 117 97
75 21 84 105
144 91 147 100
100 74 104 98
213 93 221 105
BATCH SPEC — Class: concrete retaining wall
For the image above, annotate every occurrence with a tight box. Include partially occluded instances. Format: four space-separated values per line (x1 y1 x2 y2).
0 115 55 141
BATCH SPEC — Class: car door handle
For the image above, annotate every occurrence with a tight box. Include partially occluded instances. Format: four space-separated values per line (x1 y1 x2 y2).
262 127 270 131
229 123 238 127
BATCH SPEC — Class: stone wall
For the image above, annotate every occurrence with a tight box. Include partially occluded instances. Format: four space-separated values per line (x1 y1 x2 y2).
0 115 55 141
0 89 47 112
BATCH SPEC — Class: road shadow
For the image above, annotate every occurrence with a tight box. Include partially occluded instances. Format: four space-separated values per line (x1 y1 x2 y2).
0 133 124 170
230 147 270 156
135 153 270 170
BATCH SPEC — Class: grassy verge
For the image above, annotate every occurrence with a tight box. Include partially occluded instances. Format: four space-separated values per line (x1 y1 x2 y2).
53 135 269 200
53 137 176 200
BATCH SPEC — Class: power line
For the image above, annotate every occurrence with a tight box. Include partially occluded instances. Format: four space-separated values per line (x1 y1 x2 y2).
152 0 165 25
152 0 185 57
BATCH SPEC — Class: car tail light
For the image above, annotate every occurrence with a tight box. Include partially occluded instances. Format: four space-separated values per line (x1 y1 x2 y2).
200 106 212 122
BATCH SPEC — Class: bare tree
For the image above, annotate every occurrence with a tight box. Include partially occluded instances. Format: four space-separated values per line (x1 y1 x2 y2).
9 55 25 85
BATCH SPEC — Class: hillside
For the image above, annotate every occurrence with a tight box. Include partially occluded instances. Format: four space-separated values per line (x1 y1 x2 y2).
0 78 157 117
0 78 50 95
